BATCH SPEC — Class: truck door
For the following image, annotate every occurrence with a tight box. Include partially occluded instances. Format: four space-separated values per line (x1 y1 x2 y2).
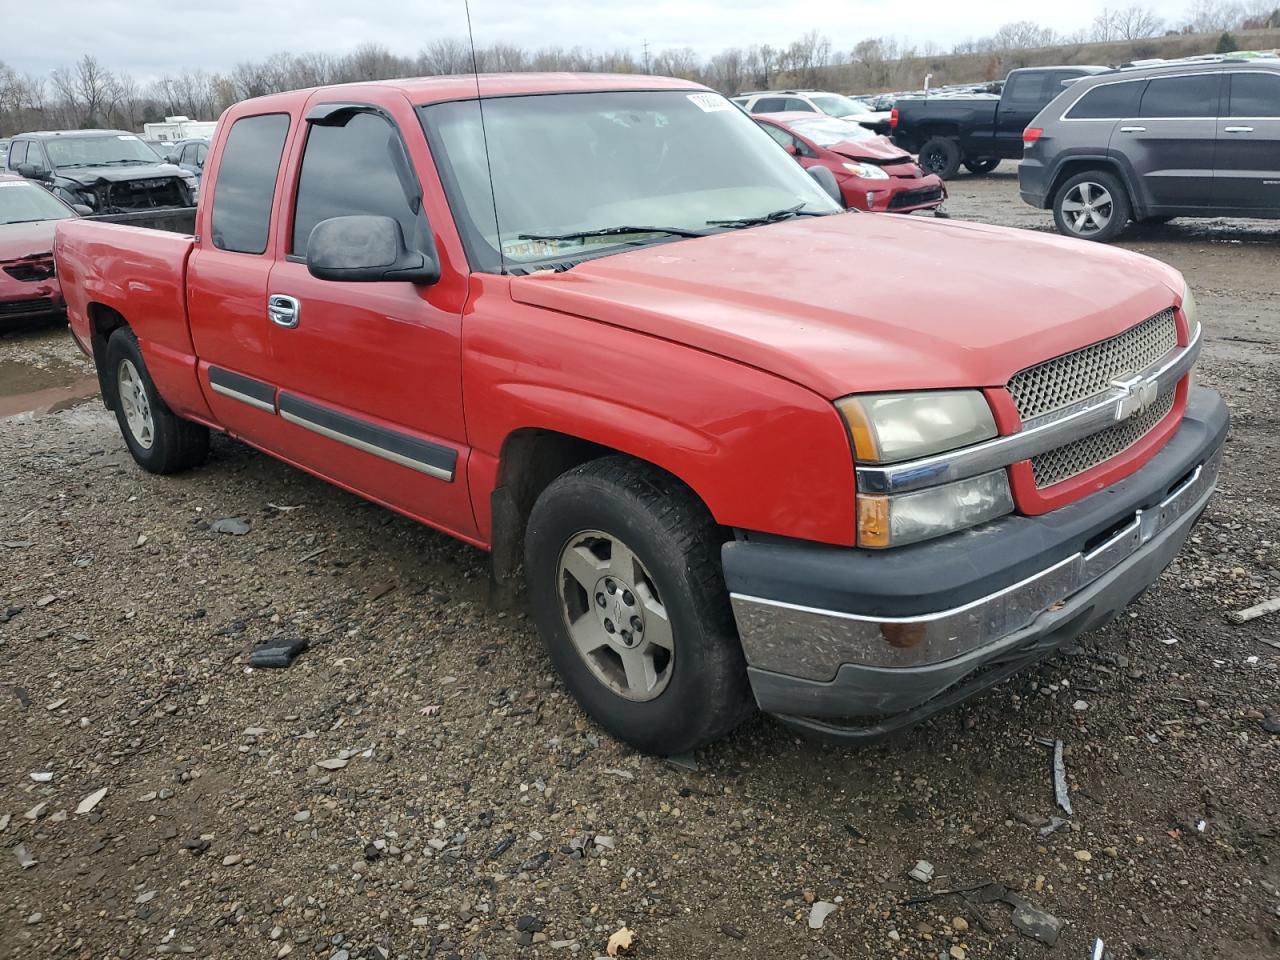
994 71 1047 158
264 100 476 540
187 112 293 441
1117 72 1222 210
1215 70 1280 214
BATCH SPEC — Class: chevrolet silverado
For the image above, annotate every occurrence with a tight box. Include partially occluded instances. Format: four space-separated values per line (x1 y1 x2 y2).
55 74 1226 754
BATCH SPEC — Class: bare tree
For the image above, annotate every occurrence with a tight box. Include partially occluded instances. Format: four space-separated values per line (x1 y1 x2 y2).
1114 6 1165 38
419 38 474 75
991 21 1060 50
706 48 747 95
1183 0 1245 32
50 55 120 128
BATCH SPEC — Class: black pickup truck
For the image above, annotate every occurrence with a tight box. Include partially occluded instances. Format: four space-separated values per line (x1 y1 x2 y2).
891 66 1108 178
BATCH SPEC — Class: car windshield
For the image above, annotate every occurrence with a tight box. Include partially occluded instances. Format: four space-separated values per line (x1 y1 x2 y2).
789 117 879 145
420 89 841 270
44 134 162 168
810 94 872 118
0 180 75 224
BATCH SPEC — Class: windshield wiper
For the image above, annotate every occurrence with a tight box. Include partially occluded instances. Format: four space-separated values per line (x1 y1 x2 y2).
707 203 824 228
98 159 148 166
518 225 710 242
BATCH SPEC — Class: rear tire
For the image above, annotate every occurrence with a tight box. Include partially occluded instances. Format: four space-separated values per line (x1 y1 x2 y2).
918 137 962 179
963 157 1000 175
105 328 210 474
1052 170 1132 243
524 455 753 755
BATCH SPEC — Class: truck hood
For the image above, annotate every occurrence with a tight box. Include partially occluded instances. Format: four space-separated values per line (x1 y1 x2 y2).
56 163 185 185
509 213 1184 400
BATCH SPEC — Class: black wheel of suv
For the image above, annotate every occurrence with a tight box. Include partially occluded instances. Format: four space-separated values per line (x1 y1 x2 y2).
963 157 1000 175
1052 170 1132 243
525 455 753 755
918 136 962 179
105 328 210 474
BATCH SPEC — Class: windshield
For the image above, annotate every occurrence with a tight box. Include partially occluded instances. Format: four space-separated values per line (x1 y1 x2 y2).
810 95 872 118
789 117 879 146
419 89 841 271
44 134 163 168
0 180 75 224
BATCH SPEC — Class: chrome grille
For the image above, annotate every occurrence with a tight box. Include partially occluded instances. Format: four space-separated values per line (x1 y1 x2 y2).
1009 309 1178 421
1032 389 1175 488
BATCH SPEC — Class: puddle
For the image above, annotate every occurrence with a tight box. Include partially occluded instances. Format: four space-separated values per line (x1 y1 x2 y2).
0 358 100 420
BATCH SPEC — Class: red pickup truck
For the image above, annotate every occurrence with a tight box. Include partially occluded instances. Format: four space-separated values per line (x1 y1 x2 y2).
55 74 1226 754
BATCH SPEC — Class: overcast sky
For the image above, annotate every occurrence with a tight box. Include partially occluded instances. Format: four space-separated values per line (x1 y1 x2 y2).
5 0 1148 81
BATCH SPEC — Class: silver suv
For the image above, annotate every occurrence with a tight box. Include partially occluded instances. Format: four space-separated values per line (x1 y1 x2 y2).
1019 59 1280 241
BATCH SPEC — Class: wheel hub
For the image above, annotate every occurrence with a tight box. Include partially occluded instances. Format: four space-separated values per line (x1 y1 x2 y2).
594 576 643 648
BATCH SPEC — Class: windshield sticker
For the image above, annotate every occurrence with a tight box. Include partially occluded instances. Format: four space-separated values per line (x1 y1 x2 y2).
687 93 732 113
0 181 27 187
117 134 140 140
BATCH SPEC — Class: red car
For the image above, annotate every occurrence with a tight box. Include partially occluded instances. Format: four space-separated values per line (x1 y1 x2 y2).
0 173 74 323
55 76 1223 755
755 112 946 214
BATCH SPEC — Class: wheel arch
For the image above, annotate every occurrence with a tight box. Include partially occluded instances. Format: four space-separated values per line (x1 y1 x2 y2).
1046 156 1143 217
87 302 131 412
486 427 724 604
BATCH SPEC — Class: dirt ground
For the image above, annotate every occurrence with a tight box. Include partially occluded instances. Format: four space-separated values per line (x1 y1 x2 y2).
2 168 1278 960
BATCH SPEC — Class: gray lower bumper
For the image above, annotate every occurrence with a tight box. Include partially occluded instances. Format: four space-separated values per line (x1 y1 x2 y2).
726 391 1227 740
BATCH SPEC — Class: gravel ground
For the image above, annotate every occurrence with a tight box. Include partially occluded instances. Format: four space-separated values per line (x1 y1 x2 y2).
2 170 1278 960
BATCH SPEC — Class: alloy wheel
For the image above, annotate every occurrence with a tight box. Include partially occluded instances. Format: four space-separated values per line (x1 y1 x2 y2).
1061 181 1114 236
117 358 155 449
557 529 674 701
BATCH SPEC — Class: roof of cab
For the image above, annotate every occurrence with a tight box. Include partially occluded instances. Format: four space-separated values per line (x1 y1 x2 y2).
231 72 708 114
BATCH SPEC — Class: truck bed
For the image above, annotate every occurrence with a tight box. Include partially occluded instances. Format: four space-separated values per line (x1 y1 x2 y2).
56 218 205 421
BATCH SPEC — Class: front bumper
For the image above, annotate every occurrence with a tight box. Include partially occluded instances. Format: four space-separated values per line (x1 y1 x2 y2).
723 387 1228 741
854 175 946 214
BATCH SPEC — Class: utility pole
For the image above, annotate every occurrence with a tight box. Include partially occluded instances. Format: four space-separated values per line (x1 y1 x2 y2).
642 39 651 75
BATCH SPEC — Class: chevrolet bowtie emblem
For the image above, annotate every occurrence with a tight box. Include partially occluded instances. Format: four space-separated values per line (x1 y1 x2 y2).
1111 373 1158 421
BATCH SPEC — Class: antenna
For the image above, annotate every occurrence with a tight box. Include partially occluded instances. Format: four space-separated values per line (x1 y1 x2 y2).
463 0 506 274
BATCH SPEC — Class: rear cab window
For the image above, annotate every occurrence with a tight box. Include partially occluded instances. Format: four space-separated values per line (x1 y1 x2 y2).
1227 71 1280 117
1140 74 1222 118
210 113 291 254
1066 80 1147 119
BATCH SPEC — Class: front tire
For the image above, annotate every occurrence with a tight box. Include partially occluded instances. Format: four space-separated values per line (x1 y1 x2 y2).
525 456 752 755
1052 170 1132 243
963 157 1000 175
105 328 210 474
918 136 962 179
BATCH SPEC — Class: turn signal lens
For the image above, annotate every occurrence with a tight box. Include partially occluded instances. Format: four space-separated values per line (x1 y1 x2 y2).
856 470 1014 549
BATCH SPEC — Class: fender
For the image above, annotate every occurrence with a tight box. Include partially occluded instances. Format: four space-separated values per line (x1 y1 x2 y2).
462 278 859 547
1047 152 1149 219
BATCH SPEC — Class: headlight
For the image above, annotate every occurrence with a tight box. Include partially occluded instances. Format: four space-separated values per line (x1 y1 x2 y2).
183 177 200 201
837 390 997 463
857 470 1014 548
1181 281 1199 342
841 161 889 180
838 390 1011 548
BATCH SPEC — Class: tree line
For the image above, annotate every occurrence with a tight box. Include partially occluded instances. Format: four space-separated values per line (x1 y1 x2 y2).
2 2 1279 136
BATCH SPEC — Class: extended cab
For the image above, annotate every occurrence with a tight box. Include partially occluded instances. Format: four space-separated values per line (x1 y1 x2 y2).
891 66 1108 178
55 74 1227 754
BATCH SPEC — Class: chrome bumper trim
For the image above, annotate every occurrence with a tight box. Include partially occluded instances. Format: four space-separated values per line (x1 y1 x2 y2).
731 444 1220 681
857 327 1201 495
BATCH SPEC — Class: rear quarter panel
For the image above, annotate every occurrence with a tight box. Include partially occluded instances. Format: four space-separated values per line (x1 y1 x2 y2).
55 219 211 422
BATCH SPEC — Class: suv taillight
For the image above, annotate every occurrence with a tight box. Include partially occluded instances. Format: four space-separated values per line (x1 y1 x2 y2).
890 107 899 129
1023 127 1043 149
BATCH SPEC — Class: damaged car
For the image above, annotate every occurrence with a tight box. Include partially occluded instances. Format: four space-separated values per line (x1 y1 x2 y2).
0 173 77 324
4 129 198 214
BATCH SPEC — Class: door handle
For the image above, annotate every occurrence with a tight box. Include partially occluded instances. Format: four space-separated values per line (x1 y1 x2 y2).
1223 126 1254 133
267 294 300 329
1119 126 1146 133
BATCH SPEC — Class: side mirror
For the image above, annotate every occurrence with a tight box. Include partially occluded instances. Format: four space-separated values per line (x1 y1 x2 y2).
787 142 802 157
306 215 440 284
72 204 93 216
166 152 181 165
18 163 47 179
808 165 844 206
